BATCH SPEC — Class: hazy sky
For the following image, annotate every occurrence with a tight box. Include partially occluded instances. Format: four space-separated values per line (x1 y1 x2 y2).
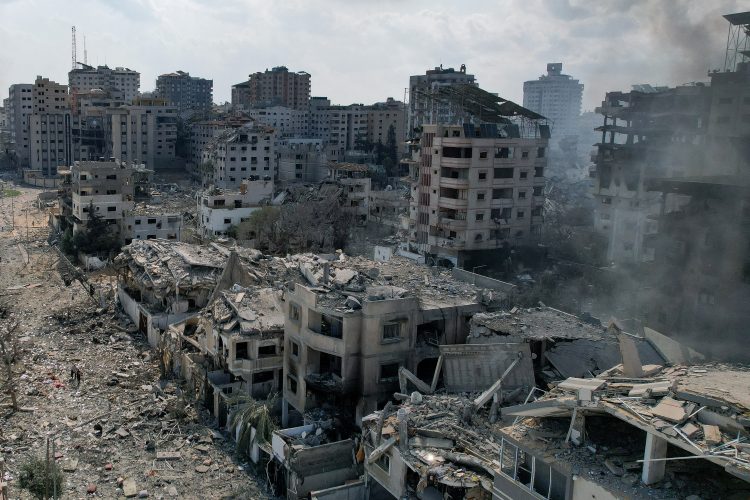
0 0 744 110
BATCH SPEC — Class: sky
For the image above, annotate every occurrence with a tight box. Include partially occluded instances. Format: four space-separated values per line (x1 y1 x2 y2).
0 0 745 110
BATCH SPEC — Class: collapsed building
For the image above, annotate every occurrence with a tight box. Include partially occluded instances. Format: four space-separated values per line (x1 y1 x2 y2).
115 240 228 346
361 315 750 500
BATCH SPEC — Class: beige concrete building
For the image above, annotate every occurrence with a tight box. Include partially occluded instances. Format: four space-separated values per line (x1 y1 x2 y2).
409 124 547 267
29 77 73 175
232 66 311 110
6 83 33 166
277 139 327 183
408 65 476 137
246 106 308 137
109 95 178 168
197 178 275 238
327 162 371 224
188 114 254 166
281 254 511 427
69 64 140 103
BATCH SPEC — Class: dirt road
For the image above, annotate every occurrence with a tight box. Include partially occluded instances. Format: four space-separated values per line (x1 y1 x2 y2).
0 181 269 499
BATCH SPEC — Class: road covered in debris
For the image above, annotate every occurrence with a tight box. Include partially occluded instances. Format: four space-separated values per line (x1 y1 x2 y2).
0 182 270 499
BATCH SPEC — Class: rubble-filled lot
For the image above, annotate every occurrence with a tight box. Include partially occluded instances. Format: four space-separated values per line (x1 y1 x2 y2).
0 183 270 499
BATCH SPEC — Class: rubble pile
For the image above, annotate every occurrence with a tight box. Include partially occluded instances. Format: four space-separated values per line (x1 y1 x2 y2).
1 303 267 498
291 252 505 312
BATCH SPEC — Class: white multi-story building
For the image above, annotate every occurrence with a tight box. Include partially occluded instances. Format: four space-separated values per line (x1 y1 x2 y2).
29 77 73 175
407 65 476 136
201 124 275 190
197 178 274 237
409 123 547 267
7 83 33 166
246 106 308 137
189 114 254 166
69 65 140 103
523 63 583 148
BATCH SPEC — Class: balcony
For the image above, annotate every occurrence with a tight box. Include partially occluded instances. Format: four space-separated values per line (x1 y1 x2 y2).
439 177 469 189
439 157 471 168
228 356 283 375
439 217 467 229
438 197 467 210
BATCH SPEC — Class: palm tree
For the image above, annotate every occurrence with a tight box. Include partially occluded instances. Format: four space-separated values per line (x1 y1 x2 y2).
227 392 278 456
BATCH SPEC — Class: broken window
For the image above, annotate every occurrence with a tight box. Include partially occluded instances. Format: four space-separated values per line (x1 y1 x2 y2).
287 376 297 394
289 302 301 322
258 345 276 358
253 371 274 384
537 147 545 158
235 342 249 360
533 186 543 196
382 322 400 341
290 340 299 358
478 171 487 181
476 213 484 221
494 167 514 179
495 147 513 159
491 208 512 220
534 167 544 177
379 363 399 382
375 453 390 474
492 188 513 199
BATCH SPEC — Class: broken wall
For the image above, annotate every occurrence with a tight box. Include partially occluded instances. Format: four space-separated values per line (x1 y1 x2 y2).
439 343 534 393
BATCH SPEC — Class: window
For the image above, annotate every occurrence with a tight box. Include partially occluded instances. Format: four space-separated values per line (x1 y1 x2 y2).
106 174 117 180
375 453 390 474
520 171 528 179
477 192 485 201
380 363 400 382
494 168 513 179
602 197 612 205
495 147 513 159
517 210 525 219
147 218 157 224
492 188 513 199
479 151 488 159
289 302 301 321
236 342 248 360
224 218 231 224
291 340 300 358
534 167 544 177
253 371 274 384
476 213 484 221
518 191 527 199
134 219 142 225
287 376 297 394
533 186 543 196
521 150 529 159
258 345 276 358
537 147 545 158
107 206 116 212
491 208 512 220
478 171 487 181
383 322 401 341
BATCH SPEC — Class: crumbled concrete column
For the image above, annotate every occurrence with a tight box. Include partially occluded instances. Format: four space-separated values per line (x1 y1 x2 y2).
282 398 289 427
642 432 667 485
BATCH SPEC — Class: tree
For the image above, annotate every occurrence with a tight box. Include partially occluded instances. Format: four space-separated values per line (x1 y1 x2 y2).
62 201 121 257
228 393 278 458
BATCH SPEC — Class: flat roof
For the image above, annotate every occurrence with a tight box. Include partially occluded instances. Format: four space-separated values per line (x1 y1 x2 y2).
724 11 750 25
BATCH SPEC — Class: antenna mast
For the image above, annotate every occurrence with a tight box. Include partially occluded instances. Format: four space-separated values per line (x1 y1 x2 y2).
84 35 87 65
71 25 77 70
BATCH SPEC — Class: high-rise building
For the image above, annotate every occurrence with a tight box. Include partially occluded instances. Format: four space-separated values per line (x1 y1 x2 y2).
246 106 308 137
409 121 548 268
231 66 310 110
523 63 583 148
6 83 33 166
407 65 476 136
69 64 140 103
29 77 74 175
109 95 178 168
155 71 213 116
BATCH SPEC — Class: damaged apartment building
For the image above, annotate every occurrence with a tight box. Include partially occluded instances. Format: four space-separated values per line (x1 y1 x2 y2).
54 159 182 244
407 85 549 267
196 177 275 238
359 307 749 500
281 252 515 428
200 123 276 190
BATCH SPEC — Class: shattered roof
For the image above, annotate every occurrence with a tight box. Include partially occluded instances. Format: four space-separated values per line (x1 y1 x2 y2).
327 162 369 173
502 363 750 484
470 307 606 341
292 253 505 312
210 286 284 338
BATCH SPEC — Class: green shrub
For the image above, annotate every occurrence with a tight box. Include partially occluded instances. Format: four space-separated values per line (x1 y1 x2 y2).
18 456 64 499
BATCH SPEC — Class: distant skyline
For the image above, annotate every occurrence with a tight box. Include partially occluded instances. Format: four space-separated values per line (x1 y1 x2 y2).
0 0 744 110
